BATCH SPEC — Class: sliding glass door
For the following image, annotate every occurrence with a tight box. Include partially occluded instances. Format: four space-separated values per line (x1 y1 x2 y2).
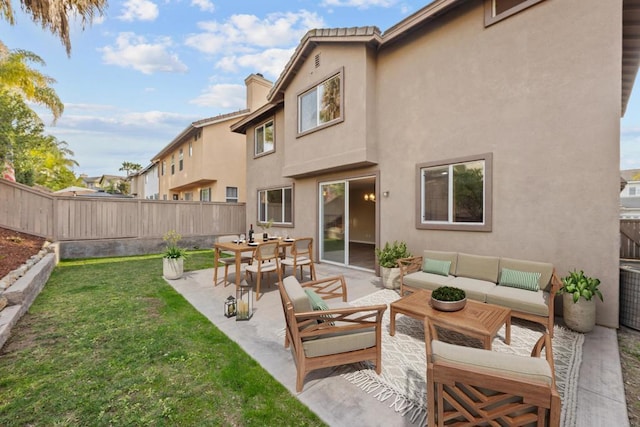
320 181 346 263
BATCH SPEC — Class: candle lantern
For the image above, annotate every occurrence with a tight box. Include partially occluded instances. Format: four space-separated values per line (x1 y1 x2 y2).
236 280 253 321
224 295 236 318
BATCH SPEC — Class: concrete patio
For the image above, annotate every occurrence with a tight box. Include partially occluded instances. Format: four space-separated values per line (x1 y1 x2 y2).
167 263 629 426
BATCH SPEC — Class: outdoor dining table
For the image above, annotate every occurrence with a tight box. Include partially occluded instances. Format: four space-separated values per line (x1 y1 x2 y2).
213 238 293 289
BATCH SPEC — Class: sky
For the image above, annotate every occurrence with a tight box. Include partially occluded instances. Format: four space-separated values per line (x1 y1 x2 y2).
2 0 640 177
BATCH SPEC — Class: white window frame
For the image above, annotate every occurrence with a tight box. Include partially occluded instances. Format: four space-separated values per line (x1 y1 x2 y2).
297 70 343 135
226 186 239 203
179 148 183 171
416 153 492 232
484 0 546 26
200 188 211 202
258 186 293 225
254 119 275 157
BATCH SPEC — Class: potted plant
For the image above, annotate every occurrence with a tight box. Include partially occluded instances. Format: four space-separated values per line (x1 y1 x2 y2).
162 230 187 279
559 269 603 333
375 241 411 289
431 286 467 311
258 219 273 241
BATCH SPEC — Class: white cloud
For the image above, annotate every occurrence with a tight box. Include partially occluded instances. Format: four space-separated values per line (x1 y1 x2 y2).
185 10 325 55
119 0 159 21
321 0 397 8
215 48 295 79
191 0 215 12
189 84 245 109
100 33 188 74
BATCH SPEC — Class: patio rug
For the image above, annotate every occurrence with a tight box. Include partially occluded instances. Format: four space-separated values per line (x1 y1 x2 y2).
341 289 584 426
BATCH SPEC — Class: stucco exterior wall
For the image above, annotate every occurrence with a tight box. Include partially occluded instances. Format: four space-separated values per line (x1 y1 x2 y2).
375 0 621 327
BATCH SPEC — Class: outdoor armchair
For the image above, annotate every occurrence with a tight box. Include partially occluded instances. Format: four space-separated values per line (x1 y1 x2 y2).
425 318 560 426
281 237 317 281
279 275 387 392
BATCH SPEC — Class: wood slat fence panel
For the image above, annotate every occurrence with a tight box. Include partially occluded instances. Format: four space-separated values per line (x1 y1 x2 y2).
621 219 640 259
0 180 245 241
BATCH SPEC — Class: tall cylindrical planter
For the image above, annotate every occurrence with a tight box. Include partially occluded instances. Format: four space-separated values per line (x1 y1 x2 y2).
381 267 401 290
163 257 184 280
563 292 596 333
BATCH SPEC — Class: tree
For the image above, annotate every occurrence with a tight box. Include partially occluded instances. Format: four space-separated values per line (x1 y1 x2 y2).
119 161 142 176
0 0 106 55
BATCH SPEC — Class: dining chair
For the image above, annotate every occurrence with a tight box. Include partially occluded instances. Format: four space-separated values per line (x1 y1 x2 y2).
281 237 316 281
215 235 253 287
245 240 282 300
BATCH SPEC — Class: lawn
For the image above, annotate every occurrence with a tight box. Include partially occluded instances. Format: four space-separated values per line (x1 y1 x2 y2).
0 251 325 426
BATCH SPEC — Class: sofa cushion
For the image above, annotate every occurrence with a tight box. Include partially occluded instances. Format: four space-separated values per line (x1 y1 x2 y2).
403 271 455 291
423 250 458 275
498 268 541 292
455 253 500 283
499 258 554 292
446 276 496 302
431 340 553 386
283 276 312 313
303 328 376 358
422 258 452 276
486 286 550 317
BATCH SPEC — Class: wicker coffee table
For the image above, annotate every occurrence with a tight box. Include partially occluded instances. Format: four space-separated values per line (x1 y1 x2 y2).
389 289 511 350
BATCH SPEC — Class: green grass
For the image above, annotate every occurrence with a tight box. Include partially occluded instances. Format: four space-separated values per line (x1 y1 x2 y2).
0 251 325 426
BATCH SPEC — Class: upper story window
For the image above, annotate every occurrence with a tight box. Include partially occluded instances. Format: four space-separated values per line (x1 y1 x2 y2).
258 186 293 225
298 71 343 135
189 141 193 157
226 186 239 203
485 0 545 26
255 120 274 156
171 154 175 175
631 187 637 196
417 153 492 232
179 148 184 171
161 160 166 176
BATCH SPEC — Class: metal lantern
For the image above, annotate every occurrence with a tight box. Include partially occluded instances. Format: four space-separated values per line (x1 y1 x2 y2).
236 280 253 321
224 295 236 318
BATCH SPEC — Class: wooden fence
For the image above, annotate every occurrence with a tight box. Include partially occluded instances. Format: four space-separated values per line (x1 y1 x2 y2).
621 219 640 259
0 179 246 241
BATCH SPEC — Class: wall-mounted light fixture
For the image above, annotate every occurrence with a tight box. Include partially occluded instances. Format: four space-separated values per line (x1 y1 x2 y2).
364 193 376 202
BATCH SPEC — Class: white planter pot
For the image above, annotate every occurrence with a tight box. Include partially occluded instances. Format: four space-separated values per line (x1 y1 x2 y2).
563 292 596 333
381 266 401 290
163 257 184 280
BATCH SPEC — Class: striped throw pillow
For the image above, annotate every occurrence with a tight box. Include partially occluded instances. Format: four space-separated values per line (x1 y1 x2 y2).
422 258 451 276
499 268 541 292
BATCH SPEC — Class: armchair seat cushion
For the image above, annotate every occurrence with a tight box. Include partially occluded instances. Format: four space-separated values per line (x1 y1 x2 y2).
431 339 553 386
446 277 496 302
303 328 376 358
486 286 550 317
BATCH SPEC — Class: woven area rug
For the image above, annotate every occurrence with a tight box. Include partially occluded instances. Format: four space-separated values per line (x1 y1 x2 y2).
341 289 583 426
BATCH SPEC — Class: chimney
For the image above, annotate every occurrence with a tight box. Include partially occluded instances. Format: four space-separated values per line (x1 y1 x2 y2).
244 73 273 112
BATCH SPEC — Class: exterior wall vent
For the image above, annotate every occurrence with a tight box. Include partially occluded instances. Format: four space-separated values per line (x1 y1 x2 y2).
315 54 320 68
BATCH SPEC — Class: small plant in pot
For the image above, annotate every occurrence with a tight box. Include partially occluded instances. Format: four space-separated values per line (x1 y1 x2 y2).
559 269 603 333
375 241 411 289
431 286 467 312
162 230 187 280
258 219 273 241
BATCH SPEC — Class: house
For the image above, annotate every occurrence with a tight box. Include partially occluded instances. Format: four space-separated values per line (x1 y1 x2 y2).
232 0 640 328
621 169 640 218
151 73 271 202
128 163 159 200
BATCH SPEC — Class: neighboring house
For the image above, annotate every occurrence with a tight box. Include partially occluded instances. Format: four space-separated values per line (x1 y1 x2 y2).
79 174 126 192
231 0 640 328
621 169 640 218
152 73 271 202
129 163 159 200
79 174 101 190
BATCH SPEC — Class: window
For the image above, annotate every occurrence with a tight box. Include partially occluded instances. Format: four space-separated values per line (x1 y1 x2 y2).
255 120 274 156
417 153 492 231
258 187 293 225
485 0 545 26
189 141 193 157
161 161 165 176
298 72 342 134
631 187 637 196
200 188 211 202
226 186 239 203
171 154 175 175
179 148 183 171
184 192 192 201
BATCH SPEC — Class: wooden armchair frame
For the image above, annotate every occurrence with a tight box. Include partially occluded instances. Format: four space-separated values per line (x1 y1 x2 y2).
278 275 387 392
398 256 562 337
425 319 561 426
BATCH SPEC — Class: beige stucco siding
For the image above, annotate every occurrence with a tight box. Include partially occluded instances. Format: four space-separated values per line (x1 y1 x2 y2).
375 0 621 326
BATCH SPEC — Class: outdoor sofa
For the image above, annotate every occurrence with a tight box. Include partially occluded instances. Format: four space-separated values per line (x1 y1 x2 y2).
399 250 562 336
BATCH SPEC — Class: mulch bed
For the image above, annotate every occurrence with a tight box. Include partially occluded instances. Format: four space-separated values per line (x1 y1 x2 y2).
0 227 46 279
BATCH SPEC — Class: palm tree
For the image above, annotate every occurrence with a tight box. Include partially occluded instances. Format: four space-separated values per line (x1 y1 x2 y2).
0 42 64 121
0 0 106 55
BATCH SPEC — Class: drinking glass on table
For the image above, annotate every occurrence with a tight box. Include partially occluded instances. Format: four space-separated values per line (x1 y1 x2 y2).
239 234 245 244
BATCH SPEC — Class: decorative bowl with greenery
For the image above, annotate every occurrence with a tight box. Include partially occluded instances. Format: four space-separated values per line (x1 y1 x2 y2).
559 269 603 303
375 241 411 268
163 230 187 259
431 286 466 311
